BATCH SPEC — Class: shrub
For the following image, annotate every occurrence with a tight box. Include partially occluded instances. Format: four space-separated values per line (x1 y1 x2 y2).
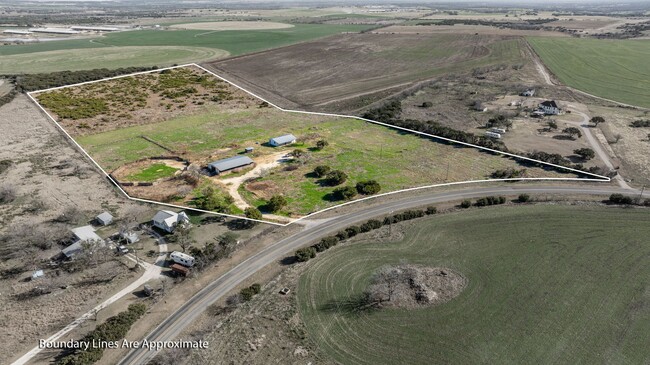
336 230 349 241
244 207 263 221
316 140 329 150
267 195 287 212
195 186 234 213
609 193 635 205
356 180 381 195
421 101 433 108
517 194 531 203
425 206 437 215
240 284 261 302
334 186 357 200
326 170 348 186
460 200 472 208
345 225 362 237
574 148 595 160
360 219 383 232
313 165 331 177
295 247 317 262
475 196 506 207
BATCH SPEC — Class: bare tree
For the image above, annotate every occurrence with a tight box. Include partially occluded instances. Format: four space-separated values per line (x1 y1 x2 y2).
365 266 401 305
173 225 193 253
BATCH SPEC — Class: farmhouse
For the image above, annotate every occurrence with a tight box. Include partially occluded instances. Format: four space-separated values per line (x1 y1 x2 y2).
62 225 105 258
152 210 189 233
208 155 254 175
95 212 113 226
269 134 297 147
539 100 561 115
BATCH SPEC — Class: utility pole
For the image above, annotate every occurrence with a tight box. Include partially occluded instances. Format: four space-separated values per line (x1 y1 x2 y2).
640 185 646 201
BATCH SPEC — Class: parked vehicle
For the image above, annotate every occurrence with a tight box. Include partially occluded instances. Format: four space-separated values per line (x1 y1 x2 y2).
170 263 190 277
485 131 502 139
170 251 195 267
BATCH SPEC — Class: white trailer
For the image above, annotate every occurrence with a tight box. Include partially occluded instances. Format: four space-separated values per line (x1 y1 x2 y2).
489 128 507 134
170 251 195 267
485 131 502 139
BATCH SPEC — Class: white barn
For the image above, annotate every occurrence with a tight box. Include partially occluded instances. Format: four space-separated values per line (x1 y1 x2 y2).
269 134 297 147
539 100 561 115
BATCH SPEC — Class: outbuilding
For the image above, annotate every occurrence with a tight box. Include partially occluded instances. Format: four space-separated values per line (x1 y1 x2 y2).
62 225 105 258
269 134 297 147
207 155 254 175
96 212 113 226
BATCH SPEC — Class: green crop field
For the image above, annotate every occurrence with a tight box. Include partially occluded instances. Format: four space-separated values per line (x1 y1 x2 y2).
0 24 372 74
528 37 650 108
0 46 226 74
298 205 650 365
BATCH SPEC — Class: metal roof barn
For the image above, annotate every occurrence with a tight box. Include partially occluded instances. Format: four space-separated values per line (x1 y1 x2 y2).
269 134 297 147
208 155 254 174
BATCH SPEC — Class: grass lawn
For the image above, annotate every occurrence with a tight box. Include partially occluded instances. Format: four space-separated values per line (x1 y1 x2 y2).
298 205 650 365
528 37 650 108
0 24 373 74
124 163 178 182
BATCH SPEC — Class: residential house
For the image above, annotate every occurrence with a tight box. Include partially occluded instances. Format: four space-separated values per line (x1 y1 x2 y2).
62 225 104 258
539 100 561 115
152 210 189 233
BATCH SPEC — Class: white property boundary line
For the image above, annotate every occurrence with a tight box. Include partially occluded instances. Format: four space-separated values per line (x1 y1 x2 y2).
27 63 610 227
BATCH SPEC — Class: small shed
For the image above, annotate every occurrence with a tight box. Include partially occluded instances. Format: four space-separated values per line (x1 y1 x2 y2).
96 212 113 226
244 147 254 153
120 231 140 244
269 134 297 147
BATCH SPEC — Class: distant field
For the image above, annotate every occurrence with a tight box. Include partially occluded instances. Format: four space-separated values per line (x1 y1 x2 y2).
0 24 372 74
207 33 525 110
298 205 650 365
0 46 227 74
170 21 294 31
529 37 650 108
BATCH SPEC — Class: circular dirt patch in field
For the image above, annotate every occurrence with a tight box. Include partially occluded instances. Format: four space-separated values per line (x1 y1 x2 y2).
171 21 294 31
365 264 466 309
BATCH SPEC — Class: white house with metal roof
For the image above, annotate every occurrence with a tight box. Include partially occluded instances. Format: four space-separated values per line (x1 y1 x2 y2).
152 210 189 233
269 134 297 147
62 225 105 258
207 155 254 175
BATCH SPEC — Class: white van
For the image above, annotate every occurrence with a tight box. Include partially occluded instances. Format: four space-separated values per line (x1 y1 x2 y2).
170 251 195 267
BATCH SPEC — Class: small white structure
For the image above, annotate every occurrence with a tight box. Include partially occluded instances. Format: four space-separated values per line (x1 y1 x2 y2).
269 134 297 147
539 100 560 115
152 210 189 233
489 128 507 134
3 30 33 35
120 231 140 244
31 270 44 280
62 225 105 258
170 251 195 267
96 212 113 226
485 131 502 139
521 89 535 97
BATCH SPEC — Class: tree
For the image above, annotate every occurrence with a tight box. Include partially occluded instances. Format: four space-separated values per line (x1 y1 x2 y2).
172 225 193 253
547 120 558 130
517 194 531 203
313 165 331 178
290 149 306 158
460 200 472 208
356 180 381 195
244 207 262 224
574 147 595 160
326 170 348 186
315 140 329 150
295 247 316 262
562 127 582 139
334 186 357 200
590 116 605 126
195 186 234 213
216 232 238 250
365 266 400 304
266 195 287 213
420 101 433 108
486 115 512 130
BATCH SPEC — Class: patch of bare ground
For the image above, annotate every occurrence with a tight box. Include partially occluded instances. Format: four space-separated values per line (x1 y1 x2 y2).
588 105 650 186
365 265 466 309
204 33 524 113
0 95 152 362
33 65 262 137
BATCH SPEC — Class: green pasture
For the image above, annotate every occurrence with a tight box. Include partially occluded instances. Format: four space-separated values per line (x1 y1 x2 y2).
298 205 650 365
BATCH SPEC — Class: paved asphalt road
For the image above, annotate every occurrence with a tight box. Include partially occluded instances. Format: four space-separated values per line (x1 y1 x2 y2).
120 184 646 365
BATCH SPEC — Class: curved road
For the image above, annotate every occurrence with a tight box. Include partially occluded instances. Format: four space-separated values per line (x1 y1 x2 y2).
119 184 647 365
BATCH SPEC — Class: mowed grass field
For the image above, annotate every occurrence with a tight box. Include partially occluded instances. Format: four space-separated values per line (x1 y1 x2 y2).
529 37 650 108
298 205 650 365
0 24 372 74
75 104 570 215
